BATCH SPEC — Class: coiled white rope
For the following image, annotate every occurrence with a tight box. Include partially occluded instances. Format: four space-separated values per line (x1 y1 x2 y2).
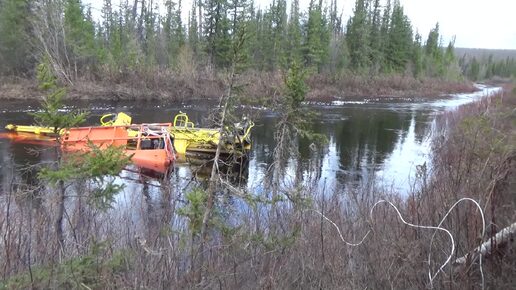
310 198 486 288
370 200 455 287
427 198 485 290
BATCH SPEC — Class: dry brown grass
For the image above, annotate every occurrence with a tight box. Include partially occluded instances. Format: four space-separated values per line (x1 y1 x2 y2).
307 73 477 101
0 71 476 102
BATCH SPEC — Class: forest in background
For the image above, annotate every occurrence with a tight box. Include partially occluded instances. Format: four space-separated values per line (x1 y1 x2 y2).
1 0 514 100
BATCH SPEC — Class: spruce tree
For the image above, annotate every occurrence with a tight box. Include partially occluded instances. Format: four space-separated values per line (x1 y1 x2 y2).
164 0 185 67
384 3 413 73
369 0 382 73
346 0 371 71
34 59 130 247
0 0 32 75
286 0 302 66
304 0 329 72
188 1 200 56
64 0 97 77
204 0 232 68
412 32 423 77
424 23 444 76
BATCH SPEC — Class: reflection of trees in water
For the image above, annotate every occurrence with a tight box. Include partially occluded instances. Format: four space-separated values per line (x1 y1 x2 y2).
249 116 277 165
243 108 434 188
332 109 432 181
141 179 174 242
296 136 326 184
3 143 56 191
414 111 434 144
334 109 407 169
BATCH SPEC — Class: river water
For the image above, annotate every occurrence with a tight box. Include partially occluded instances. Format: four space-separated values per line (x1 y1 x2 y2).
0 85 501 199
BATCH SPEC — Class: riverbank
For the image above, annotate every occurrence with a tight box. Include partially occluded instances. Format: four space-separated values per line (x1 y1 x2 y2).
0 72 476 102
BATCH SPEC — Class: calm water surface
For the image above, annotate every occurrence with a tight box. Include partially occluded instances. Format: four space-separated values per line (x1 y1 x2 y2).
0 85 501 200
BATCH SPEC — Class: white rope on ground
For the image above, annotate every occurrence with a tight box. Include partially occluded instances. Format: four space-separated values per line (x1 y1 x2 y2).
308 209 371 246
308 198 487 287
427 198 485 290
370 200 455 287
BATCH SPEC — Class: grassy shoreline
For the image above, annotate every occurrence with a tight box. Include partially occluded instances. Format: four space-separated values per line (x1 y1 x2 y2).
0 73 476 102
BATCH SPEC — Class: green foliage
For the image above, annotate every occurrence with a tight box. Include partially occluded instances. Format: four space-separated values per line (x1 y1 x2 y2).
204 0 235 68
368 0 382 72
177 188 209 235
0 0 473 81
0 0 31 75
284 60 308 107
296 119 329 145
384 4 413 72
412 33 423 77
304 0 330 71
249 227 300 251
285 0 302 66
32 59 88 134
39 143 131 210
32 87 88 134
346 0 370 71
64 0 99 72
80 143 131 209
34 60 129 210
36 57 58 90
282 61 327 145
164 0 185 68
461 54 516 81
0 242 132 289
240 192 286 209
425 23 441 58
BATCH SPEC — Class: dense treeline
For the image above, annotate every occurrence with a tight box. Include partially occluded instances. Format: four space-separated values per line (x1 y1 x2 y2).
460 54 516 81
0 0 467 82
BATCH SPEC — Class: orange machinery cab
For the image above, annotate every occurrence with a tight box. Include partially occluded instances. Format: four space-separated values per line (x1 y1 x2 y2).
61 124 175 173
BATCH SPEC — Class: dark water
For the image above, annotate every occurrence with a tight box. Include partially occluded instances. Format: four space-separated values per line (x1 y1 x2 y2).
0 85 501 199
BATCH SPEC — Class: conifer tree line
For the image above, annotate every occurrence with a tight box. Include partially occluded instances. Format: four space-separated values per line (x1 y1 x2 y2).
0 0 514 81
459 54 516 81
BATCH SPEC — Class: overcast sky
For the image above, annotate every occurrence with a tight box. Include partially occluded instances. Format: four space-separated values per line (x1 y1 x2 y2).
83 0 516 49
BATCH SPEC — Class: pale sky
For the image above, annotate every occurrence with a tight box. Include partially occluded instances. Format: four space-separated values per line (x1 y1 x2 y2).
83 0 516 49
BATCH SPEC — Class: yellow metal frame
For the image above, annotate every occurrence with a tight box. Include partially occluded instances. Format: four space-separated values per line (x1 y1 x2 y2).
173 112 195 129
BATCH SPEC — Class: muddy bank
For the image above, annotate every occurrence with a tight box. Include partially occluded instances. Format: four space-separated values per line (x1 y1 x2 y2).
0 72 476 102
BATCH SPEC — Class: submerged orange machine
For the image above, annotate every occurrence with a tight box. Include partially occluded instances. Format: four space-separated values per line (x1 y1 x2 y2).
61 123 176 173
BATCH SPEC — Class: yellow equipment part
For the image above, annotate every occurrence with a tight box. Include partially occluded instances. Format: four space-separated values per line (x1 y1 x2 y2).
4 124 64 136
169 111 254 155
5 113 133 136
5 111 253 156
170 128 221 154
168 112 219 154
100 112 138 137
100 112 132 126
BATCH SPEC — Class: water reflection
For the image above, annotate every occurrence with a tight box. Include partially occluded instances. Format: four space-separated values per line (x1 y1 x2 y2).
0 85 501 197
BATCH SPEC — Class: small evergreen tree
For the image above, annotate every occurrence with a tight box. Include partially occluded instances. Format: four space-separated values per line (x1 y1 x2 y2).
33 59 130 248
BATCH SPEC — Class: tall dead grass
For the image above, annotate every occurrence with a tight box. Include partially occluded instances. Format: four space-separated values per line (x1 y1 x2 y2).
1 70 476 102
